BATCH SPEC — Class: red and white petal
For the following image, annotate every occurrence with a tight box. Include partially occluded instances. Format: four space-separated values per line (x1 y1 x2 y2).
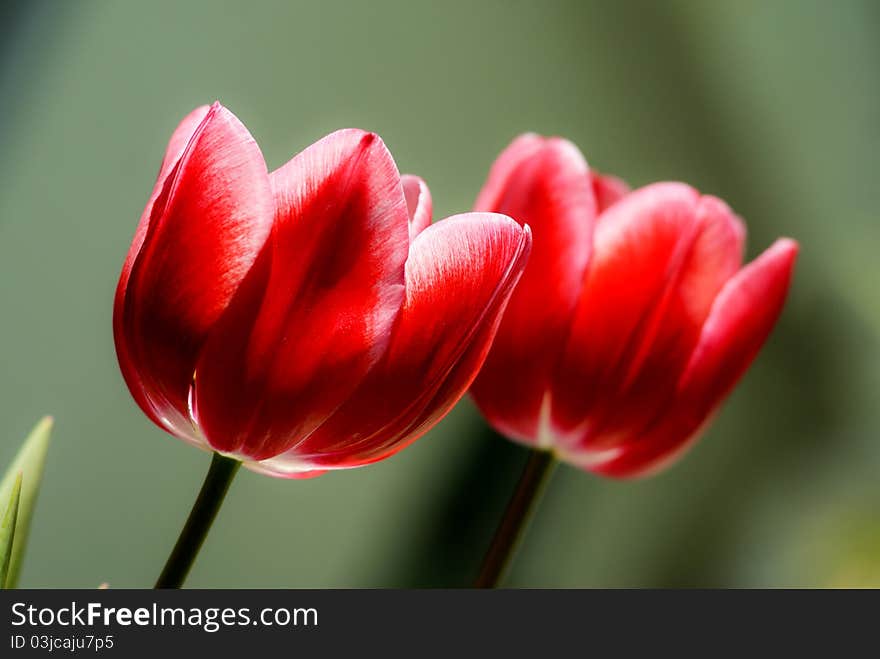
576 238 798 478
113 103 273 441
471 136 596 443
473 133 546 211
263 213 531 473
156 106 213 186
680 196 746 321
114 105 209 439
138 106 214 247
129 106 214 258
245 460 328 479
192 129 410 460
592 172 630 214
402 174 432 239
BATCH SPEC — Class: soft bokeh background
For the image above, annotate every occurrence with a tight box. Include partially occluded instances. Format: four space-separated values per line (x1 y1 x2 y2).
1 0 877 587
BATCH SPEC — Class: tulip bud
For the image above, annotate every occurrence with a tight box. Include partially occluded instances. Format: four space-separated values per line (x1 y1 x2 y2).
470 134 797 477
114 103 531 477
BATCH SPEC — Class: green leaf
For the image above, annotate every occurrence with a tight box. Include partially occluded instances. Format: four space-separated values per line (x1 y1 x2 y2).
0 473 22 588
0 472 21 588
0 417 53 588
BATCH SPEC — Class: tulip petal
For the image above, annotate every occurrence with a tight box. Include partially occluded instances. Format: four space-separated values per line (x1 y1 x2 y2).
548 183 698 438
470 135 595 443
249 213 531 476
193 129 410 459
592 172 630 214
550 184 746 447
156 106 213 186
401 174 432 239
578 238 798 477
114 103 273 443
113 106 209 438
473 133 546 211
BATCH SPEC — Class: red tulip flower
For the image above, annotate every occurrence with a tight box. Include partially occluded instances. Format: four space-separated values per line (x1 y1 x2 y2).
470 134 798 478
114 103 531 478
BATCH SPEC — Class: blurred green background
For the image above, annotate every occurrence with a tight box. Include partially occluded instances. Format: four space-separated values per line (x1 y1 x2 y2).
1 0 877 588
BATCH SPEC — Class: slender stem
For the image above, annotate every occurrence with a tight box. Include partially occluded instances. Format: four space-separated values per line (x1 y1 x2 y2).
155 452 241 589
475 448 557 588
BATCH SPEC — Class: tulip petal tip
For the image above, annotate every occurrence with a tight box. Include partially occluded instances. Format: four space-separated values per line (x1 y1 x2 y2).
776 237 800 256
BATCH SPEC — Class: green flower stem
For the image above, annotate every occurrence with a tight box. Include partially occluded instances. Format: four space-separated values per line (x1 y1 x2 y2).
155 452 241 589
475 448 557 588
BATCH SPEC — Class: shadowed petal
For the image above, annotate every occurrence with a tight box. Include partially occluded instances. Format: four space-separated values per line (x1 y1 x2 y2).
592 171 630 214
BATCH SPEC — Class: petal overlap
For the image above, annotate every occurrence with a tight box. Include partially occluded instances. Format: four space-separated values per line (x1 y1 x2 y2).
278 213 531 473
470 133 798 477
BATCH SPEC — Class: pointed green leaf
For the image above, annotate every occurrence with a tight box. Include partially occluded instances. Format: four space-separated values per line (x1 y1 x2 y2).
0 473 22 588
0 416 53 588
